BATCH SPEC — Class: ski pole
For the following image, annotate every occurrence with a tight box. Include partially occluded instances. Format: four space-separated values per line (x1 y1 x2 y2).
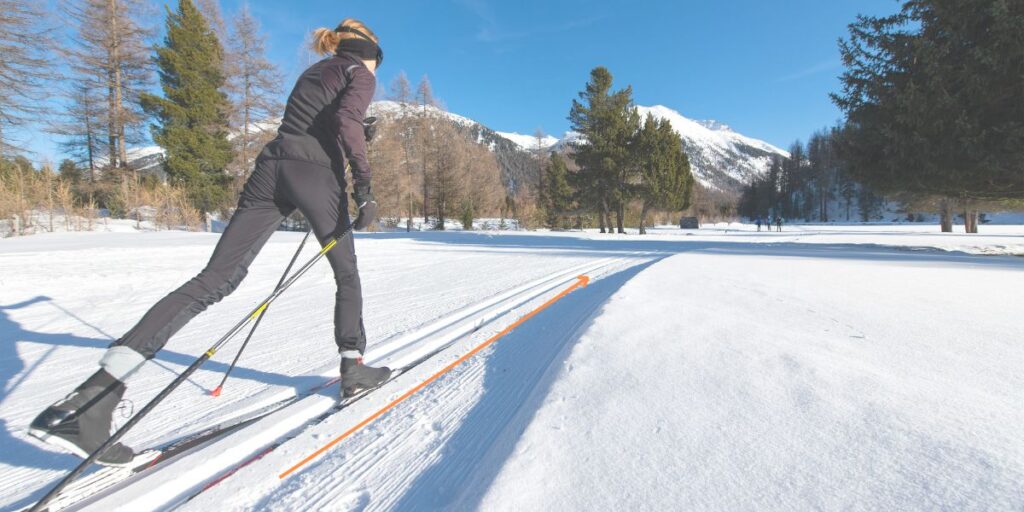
30 224 354 512
211 229 313 397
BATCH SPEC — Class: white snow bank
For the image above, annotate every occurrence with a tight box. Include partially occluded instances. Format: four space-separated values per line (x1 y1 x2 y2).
480 250 1024 511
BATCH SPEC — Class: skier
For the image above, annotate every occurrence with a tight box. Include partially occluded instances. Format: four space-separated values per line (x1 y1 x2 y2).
755 217 762 231
29 19 390 466
776 216 783 232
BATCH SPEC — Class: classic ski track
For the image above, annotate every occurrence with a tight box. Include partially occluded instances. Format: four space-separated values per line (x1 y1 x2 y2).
21 255 616 511
184 257 645 512
48 255 638 511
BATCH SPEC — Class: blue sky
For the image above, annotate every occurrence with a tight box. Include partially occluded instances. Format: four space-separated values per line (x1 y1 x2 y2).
26 0 903 162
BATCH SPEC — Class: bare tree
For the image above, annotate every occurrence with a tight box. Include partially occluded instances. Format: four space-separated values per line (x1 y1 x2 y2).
225 3 283 185
0 0 50 159
195 0 228 42
389 71 412 105
61 0 153 171
50 80 105 181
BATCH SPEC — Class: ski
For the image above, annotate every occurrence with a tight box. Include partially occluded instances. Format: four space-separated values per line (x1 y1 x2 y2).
186 345 447 501
28 375 341 512
35 338 453 511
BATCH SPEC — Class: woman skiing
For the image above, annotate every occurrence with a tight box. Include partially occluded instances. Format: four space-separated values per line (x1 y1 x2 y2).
29 19 390 466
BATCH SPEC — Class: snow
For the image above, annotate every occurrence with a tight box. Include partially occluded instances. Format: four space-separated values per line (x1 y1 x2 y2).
368 100 477 128
0 224 1021 510
493 131 560 151
479 247 1023 511
636 104 790 188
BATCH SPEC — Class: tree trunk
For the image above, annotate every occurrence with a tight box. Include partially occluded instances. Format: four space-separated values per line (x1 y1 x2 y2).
963 205 979 234
638 201 649 235
598 196 607 233
422 162 429 224
939 198 953 232
436 197 445 230
616 202 625 234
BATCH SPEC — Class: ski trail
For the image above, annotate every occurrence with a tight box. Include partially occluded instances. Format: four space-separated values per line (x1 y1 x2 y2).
0 232 610 511
184 256 659 511
59 256 641 511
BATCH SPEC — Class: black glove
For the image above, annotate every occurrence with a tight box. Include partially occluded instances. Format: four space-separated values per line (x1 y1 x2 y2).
362 117 378 143
352 185 377 231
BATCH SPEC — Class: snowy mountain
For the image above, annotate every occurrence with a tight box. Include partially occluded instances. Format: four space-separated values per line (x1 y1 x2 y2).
368 100 540 194
123 102 787 196
635 105 789 192
495 131 560 151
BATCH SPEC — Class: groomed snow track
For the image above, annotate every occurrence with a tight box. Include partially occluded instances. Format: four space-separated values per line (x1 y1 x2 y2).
34 255 642 512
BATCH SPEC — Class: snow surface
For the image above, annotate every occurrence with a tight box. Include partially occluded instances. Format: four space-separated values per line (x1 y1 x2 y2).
0 225 1021 510
493 131 559 151
368 101 477 128
636 105 789 189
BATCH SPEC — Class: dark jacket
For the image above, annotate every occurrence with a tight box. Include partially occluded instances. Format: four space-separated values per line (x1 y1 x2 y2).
259 52 375 187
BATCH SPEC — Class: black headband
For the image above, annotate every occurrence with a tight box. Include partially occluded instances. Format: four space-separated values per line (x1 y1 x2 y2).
336 26 383 67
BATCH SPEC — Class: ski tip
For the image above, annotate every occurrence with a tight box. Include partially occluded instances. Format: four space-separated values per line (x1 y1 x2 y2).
210 386 222 397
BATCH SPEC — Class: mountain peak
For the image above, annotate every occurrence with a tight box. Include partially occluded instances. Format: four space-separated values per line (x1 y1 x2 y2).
635 104 789 191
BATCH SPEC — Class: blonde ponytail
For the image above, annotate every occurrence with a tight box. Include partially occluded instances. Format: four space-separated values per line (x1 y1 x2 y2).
311 19 379 56
311 27 342 56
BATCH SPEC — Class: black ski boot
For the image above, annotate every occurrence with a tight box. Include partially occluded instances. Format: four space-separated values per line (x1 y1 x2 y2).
340 357 391 398
28 369 136 466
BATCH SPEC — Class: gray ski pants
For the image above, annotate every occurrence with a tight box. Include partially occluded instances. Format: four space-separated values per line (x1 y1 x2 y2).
102 158 365 379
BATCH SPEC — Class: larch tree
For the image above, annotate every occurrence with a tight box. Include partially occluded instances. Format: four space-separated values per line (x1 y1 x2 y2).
225 3 283 187
0 0 51 159
388 72 418 229
415 75 437 223
50 82 105 180
141 0 233 213
389 71 413 106
61 0 153 173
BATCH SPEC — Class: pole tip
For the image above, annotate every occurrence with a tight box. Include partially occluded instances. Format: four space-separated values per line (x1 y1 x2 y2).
210 386 222 397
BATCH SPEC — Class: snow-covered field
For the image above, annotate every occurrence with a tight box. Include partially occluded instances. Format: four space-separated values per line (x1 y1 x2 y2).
0 224 1021 511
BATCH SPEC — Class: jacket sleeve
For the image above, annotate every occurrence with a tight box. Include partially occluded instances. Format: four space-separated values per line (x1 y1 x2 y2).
332 65 376 187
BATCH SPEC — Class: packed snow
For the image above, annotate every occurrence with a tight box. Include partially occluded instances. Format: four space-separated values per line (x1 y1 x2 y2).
0 224 1021 511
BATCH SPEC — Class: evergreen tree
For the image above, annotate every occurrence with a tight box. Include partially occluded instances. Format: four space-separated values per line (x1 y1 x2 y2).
543 152 573 228
833 0 1024 232
633 114 692 234
141 0 234 213
568 67 636 234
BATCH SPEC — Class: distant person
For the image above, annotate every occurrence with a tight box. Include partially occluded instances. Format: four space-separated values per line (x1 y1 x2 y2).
755 217 762 231
776 216 784 231
29 18 390 465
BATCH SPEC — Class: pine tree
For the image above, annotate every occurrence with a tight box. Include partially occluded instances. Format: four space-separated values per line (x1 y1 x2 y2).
568 67 636 234
833 0 1024 232
634 115 693 234
0 0 50 159
141 0 234 213
543 152 573 228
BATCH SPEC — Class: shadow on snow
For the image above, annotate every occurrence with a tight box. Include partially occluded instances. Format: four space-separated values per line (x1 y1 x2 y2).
0 296 322 479
389 258 660 511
